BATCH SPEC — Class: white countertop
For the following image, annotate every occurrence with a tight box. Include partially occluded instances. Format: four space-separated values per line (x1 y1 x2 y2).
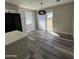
5 30 28 45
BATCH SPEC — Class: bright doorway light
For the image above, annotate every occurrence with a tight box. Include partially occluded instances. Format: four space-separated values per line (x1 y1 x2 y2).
47 12 53 31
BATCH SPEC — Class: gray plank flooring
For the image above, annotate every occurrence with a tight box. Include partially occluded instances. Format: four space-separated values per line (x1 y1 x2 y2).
27 30 74 59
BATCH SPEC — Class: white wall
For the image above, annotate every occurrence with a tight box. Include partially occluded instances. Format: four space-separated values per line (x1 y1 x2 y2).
53 2 74 34
5 3 19 13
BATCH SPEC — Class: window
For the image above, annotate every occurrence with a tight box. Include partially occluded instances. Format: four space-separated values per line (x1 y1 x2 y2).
26 12 32 25
37 12 53 31
25 12 35 32
47 12 53 31
37 14 46 30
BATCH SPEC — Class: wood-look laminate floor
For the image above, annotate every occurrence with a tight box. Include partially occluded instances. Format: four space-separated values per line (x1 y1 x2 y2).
27 30 74 59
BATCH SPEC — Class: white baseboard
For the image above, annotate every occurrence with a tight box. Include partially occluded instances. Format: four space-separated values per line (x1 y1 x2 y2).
55 31 73 35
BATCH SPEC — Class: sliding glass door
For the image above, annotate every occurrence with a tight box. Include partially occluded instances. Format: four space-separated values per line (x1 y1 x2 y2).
37 14 47 30
46 12 53 32
37 11 53 31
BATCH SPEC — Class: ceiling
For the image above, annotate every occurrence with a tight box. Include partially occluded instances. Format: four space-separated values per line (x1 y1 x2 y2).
5 0 74 10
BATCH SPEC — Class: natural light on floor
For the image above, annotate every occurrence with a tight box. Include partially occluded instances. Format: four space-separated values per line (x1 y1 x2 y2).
48 31 60 37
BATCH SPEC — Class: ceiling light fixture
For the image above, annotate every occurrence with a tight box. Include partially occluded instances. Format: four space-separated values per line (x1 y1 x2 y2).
38 0 46 15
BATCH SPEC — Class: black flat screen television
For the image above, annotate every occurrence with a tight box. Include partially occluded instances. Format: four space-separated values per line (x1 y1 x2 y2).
5 13 22 33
